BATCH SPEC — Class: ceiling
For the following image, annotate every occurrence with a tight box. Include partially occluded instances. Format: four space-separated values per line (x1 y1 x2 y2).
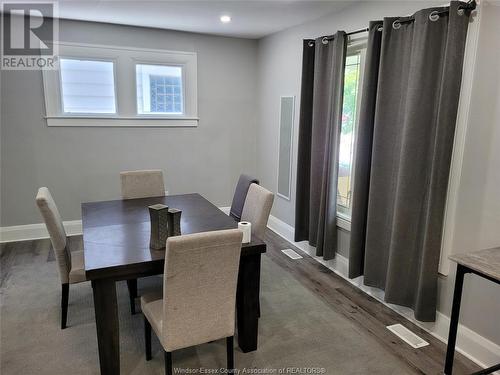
6 1 354 39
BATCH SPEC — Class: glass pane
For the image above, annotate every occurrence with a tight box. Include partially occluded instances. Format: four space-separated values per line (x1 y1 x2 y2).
136 64 183 115
60 58 116 114
337 52 361 217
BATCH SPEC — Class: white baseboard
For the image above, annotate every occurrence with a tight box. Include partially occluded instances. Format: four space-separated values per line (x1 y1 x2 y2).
0 206 233 243
3 211 499 371
0 220 82 243
219 206 231 215
266 214 500 372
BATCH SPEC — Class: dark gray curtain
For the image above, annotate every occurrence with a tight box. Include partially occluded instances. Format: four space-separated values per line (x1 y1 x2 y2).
349 2 472 321
295 32 347 260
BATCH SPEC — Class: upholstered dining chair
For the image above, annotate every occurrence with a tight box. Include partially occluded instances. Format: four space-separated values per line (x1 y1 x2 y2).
240 183 273 319
141 229 243 375
241 183 274 238
120 169 165 199
36 187 87 329
36 187 138 328
120 169 166 314
229 174 259 221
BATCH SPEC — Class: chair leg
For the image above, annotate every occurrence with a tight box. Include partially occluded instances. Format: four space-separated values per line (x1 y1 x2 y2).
126 279 138 315
227 336 234 371
61 283 69 329
164 351 172 375
144 317 152 361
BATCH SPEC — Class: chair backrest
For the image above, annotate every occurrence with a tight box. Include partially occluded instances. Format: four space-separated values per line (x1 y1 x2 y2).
35 187 71 284
241 183 274 238
120 169 165 199
229 174 259 221
162 229 243 352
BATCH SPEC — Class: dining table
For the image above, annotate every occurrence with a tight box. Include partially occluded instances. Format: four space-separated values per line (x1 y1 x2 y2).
82 193 266 375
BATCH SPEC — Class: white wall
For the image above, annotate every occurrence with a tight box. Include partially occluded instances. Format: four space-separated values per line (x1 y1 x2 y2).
256 0 500 349
1 0 499 363
438 0 500 344
0 18 258 226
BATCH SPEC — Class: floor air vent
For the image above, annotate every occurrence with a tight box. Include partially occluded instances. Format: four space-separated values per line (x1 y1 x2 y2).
386 324 429 348
281 249 303 260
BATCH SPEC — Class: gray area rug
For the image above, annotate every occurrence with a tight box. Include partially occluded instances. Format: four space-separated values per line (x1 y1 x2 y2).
0 239 415 374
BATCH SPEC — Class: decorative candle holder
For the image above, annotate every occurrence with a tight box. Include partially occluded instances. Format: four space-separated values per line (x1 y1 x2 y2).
148 204 169 249
167 208 182 236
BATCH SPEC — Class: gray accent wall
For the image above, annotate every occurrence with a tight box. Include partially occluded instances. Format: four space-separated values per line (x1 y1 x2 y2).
1 0 499 355
256 0 500 346
1 19 258 226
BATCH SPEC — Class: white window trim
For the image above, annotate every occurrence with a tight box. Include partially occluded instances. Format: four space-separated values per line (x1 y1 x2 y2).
337 213 352 232
439 2 482 276
42 41 198 127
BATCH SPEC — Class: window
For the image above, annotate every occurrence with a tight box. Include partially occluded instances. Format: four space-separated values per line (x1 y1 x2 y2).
42 42 198 127
337 49 365 220
136 64 183 115
59 58 116 114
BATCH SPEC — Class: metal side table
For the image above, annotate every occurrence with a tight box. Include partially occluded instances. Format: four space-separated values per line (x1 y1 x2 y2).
445 247 500 375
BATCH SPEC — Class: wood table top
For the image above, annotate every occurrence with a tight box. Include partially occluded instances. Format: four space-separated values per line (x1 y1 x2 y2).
449 247 500 282
82 193 266 280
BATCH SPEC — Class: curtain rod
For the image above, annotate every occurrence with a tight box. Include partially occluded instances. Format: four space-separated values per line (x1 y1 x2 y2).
305 28 368 46
305 28 368 45
306 0 476 45
347 28 369 36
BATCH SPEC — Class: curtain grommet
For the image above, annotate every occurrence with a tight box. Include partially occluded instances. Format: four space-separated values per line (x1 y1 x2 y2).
308 41 315 47
392 20 401 30
321 37 329 45
429 11 440 22
377 26 383 32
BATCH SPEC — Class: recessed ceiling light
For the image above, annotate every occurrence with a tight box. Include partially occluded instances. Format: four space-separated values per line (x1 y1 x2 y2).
220 15 231 24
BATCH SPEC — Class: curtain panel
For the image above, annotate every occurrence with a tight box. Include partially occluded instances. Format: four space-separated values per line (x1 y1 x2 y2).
295 32 347 260
348 1 472 321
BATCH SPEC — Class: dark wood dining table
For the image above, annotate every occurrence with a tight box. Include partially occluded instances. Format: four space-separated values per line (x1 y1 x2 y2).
82 193 266 375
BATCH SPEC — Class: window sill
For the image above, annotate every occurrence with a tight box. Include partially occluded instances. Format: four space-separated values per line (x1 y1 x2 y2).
45 116 199 128
337 214 351 231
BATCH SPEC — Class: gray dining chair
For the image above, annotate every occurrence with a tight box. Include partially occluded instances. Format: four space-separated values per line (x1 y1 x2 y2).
141 229 243 375
240 183 273 318
241 183 274 238
120 169 165 199
36 187 138 327
36 187 87 329
229 174 259 221
120 169 166 313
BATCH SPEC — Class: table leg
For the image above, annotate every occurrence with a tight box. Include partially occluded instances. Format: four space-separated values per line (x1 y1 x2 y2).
126 279 138 315
470 363 500 375
92 279 120 375
444 264 466 375
236 253 261 353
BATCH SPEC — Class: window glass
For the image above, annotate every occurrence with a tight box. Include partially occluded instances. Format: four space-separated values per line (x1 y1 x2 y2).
136 64 183 115
337 53 362 218
59 58 116 114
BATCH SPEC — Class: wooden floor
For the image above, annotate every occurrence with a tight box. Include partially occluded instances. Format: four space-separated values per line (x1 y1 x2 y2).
261 229 480 375
0 231 480 374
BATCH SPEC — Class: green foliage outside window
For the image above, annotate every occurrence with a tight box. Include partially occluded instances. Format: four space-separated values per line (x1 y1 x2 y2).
342 54 360 135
